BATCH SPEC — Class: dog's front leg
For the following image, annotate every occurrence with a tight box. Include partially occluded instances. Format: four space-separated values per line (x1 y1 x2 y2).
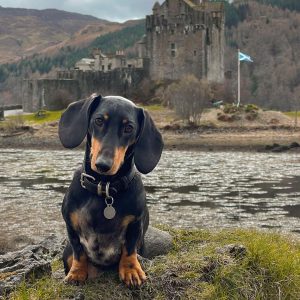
119 219 146 286
64 223 88 284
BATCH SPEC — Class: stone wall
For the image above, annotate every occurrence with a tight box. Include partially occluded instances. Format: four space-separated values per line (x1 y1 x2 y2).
145 0 225 82
22 68 146 112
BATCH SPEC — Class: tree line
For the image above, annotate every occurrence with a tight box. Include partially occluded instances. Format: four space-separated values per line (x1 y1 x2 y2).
0 22 145 83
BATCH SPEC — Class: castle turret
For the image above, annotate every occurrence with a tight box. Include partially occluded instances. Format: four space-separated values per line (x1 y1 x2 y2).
152 2 160 15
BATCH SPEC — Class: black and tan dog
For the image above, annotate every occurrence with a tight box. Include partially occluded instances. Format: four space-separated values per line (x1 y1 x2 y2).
58 95 163 286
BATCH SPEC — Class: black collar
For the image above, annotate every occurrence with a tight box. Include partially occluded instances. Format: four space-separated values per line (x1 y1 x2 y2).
80 141 136 197
80 166 136 197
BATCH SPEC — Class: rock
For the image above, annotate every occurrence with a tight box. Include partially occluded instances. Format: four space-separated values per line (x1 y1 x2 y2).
290 142 300 148
0 228 172 295
142 226 173 259
216 244 247 259
272 145 290 152
265 143 280 150
0 235 66 295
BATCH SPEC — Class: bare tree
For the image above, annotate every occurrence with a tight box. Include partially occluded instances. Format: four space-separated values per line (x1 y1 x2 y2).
164 75 212 125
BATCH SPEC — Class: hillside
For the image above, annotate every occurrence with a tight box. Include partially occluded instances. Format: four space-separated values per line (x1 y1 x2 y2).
225 0 300 110
0 6 122 64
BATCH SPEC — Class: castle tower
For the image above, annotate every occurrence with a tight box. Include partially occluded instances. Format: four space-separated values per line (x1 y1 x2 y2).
145 0 225 82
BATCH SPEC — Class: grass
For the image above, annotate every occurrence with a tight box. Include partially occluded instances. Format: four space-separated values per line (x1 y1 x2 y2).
6 228 300 300
141 104 164 111
2 105 163 128
8 110 64 124
284 111 299 118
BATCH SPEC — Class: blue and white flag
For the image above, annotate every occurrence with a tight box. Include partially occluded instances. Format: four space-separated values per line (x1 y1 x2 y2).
239 51 253 62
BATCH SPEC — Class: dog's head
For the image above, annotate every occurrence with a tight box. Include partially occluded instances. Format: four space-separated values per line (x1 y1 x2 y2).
58 95 163 175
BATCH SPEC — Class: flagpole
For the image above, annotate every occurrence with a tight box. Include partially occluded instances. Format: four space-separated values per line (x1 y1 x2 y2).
237 48 241 107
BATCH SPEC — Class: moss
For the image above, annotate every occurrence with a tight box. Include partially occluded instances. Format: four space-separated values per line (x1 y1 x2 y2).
7 229 300 300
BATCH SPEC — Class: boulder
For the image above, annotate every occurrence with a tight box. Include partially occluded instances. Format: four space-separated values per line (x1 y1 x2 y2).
143 226 173 259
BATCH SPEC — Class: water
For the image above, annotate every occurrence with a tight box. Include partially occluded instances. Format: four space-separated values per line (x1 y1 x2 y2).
0 149 300 251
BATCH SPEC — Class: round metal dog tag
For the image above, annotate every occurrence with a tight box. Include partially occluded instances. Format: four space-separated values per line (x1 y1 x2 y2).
104 205 116 219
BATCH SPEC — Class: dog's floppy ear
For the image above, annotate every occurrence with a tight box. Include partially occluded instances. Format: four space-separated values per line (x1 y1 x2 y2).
134 108 164 174
58 95 101 148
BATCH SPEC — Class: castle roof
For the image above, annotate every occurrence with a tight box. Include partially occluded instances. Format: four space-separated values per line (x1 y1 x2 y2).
183 0 196 8
153 2 160 10
181 0 224 12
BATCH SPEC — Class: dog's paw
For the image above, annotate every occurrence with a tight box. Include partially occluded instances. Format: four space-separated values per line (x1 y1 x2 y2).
64 269 88 285
119 257 146 286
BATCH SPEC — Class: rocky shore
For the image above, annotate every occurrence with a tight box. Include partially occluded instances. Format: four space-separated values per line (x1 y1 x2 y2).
0 122 300 152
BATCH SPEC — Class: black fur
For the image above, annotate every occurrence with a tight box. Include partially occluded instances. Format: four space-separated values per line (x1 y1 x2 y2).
59 95 163 278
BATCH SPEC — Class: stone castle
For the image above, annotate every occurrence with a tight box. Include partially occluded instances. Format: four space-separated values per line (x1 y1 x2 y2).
22 0 225 112
144 0 224 81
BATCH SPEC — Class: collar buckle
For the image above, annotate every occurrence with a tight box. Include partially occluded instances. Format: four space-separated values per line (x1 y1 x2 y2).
80 173 96 189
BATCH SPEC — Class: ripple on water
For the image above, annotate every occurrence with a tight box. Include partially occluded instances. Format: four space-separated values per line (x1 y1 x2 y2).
0 149 300 250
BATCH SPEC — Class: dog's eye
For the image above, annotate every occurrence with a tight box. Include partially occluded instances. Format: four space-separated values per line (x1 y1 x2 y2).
124 124 134 133
95 118 104 127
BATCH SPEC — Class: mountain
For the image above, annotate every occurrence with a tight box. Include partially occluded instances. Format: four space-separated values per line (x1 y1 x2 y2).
0 6 124 63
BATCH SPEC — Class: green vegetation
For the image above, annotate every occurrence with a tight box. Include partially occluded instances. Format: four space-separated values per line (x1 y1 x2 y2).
255 0 300 12
90 23 145 54
223 1 250 28
0 22 145 80
141 104 164 111
285 111 299 118
222 0 300 28
7 228 300 300
8 110 64 124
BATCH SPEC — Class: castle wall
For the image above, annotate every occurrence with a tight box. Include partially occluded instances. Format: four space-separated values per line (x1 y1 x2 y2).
22 68 146 112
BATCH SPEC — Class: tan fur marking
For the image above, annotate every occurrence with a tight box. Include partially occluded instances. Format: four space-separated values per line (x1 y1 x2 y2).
64 254 88 284
87 263 100 279
121 215 135 227
91 137 102 172
66 255 73 271
122 119 128 124
106 146 128 175
119 246 146 286
70 211 79 230
104 114 109 120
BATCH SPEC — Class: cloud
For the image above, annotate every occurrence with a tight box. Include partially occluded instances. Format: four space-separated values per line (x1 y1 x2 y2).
0 0 162 21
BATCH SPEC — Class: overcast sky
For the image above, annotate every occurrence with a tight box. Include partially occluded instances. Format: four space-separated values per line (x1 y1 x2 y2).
0 0 163 22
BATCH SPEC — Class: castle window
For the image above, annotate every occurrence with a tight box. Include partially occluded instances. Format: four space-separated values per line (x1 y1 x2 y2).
171 43 176 57
108 64 112 70
206 28 211 45
102 65 105 71
194 50 197 56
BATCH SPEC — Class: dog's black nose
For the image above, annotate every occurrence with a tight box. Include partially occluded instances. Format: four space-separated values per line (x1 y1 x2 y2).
95 158 112 173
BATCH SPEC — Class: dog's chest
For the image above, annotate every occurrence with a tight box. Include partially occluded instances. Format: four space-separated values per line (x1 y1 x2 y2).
75 202 130 266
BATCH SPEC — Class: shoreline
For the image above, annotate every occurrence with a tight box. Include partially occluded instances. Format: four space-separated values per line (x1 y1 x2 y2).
0 127 300 152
